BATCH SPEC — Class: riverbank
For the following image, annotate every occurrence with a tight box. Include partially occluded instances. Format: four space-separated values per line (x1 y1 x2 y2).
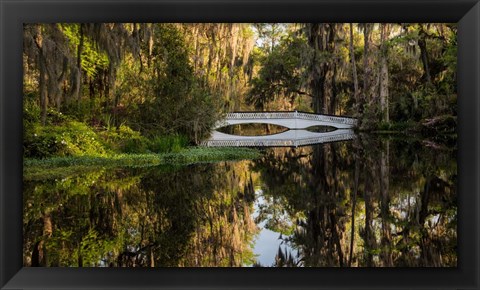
24 147 261 181
359 115 457 141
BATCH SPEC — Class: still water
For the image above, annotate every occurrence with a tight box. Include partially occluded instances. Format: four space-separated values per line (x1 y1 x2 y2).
23 133 457 267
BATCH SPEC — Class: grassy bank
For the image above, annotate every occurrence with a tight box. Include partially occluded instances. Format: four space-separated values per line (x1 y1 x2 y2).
24 147 261 181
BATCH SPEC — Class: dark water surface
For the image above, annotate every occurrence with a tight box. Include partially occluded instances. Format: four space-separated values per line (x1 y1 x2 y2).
23 134 457 267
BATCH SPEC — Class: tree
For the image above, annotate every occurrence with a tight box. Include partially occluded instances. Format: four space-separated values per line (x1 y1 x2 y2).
349 23 360 107
246 32 308 111
379 23 390 122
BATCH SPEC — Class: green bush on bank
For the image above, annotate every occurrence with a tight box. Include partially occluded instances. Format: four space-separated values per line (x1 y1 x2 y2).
24 120 108 158
99 125 150 154
97 125 189 154
24 114 195 159
148 135 188 153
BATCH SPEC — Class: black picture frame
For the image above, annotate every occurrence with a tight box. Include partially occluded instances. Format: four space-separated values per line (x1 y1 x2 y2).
1 0 479 289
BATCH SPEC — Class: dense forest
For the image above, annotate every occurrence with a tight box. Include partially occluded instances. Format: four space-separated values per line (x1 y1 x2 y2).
23 23 457 159
23 23 457 267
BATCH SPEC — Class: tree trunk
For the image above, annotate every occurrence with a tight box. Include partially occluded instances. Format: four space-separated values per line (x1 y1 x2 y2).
42 213 53 266
362 24 373 111
31 241 42 266
418 25 432 85
349 24 360 107
325 24 337 114
364 169 375 267
330 59 338 114
380 140 392 266
307 23 329 114
76 24 84 101
55 56 68 111
33 26 48 125
379 24 390 122
348 148 360 266
419 177 432 266
39 54 48 125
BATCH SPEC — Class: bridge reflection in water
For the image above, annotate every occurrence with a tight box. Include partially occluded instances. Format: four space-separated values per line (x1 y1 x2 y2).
202 129 355 147
202 111 357 147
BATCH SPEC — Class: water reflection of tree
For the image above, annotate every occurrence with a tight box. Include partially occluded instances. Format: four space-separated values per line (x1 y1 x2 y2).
252 135 457 267
23 162 259 267
23 136 456 267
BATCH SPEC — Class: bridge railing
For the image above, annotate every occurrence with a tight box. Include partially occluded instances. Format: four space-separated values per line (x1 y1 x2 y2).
295 112 357 125
225 111 357 126
226 112 294 119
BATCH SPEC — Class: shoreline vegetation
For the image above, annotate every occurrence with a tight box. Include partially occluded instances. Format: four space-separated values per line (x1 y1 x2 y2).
24 147 261 181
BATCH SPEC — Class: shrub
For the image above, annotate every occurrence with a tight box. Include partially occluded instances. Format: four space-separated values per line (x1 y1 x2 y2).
24 128 63 158
24 121 108 158
23 97 41 125
99 124 150 153
377 121 418 132
122 138 150 153
148 135 188 153
45 108 69 125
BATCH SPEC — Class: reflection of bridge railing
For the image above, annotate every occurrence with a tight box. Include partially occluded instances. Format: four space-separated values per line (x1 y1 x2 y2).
202 129 356 147
224 111 357 126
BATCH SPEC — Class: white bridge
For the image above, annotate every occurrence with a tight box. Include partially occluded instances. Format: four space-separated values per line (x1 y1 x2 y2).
203 111 357 147
213 111 357 130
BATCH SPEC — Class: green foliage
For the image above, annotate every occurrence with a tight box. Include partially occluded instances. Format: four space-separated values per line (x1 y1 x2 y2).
77 229 117 266
24 147 261 181
24 120 108 158
255 194 299 236
58 24 109 78
99 124 149 153
24 158 261 267
148 135 188 153
99 126 189 154
23 97 195 159
116 125 148 153
358 103 381 131
23 95 41 124
115 24 222 143
60 99 94 123
377 121 418 132
121 138 149 154
247 35 306 110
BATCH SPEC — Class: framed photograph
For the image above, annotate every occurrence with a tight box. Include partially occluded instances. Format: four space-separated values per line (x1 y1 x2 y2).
1 0 479 289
